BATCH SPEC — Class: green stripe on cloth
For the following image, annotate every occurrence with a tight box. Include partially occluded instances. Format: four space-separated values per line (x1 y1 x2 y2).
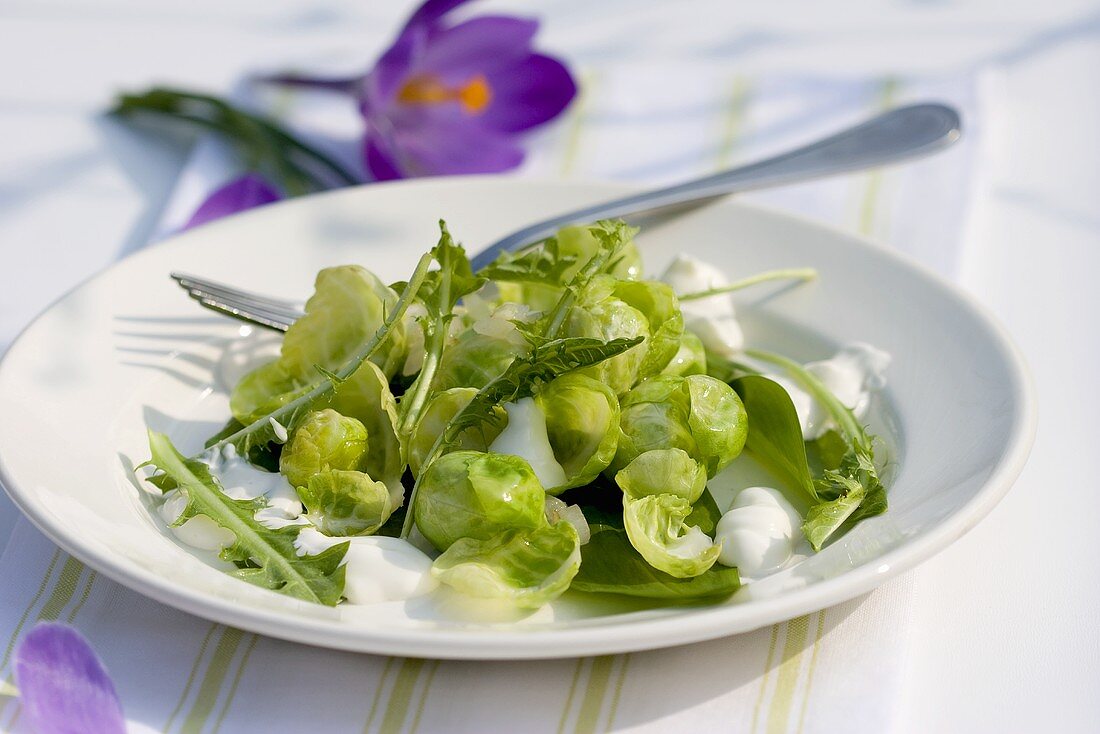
604 653 631 731
407 660 440 734
557 658 586 734
362 657 397 733
0 549 62 671
164 624 219 733
0 556 87 724
559 70 599 176
716 75 752 170
211 633 259 733
378 658 428 734
795 610 828 733
179 626 246 734
857 77 900 237
573 655 616 734
766 615 810 734
751 624 781 732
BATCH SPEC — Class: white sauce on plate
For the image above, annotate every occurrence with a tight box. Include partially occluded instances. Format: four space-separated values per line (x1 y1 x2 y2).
488 397 568 490
660 254 744 356
295 528 438 604
768 342 891 440
716 486 803 579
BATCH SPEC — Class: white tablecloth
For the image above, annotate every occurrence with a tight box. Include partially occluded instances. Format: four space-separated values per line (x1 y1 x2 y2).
0 2 1098 732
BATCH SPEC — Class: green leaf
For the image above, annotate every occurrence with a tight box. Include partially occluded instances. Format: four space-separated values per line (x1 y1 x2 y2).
537 373 621 493
146 430 346 605
571 528 739 600
298 469 393 537
439 335 643 452
432 522 581 608
279 409 369 488
396 222 485 437
614 448 707 504
413 451 547 551
477 237 578 285
112 87 358 194
744 349 890 549
208 252 433 462
730 375 818 508
622 493 721 578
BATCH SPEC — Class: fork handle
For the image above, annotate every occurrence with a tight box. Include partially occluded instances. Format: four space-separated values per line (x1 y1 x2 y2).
469 102 961 271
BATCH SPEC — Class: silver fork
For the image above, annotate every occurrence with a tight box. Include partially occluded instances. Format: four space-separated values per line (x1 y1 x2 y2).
173 102 961 331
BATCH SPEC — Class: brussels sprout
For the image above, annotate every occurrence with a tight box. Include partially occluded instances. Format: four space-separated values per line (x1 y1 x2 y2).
610 280 683 379
298 469 393 536
324 361 405 507
407 387 506 477
567 279 650 395
623 494 720 578
279 409 369 488
432 329 526 392
612 377 696 473
230 266 406 423
414 451 547 551
229 361 304 426
661 331 707 377
555 224 642 283
612 374 747 478
431 522 580 608
685 374 748 477
537 374 620 492
615 449 707 504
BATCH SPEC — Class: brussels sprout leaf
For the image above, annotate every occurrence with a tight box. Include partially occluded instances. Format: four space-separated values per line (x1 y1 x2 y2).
204 251 433 461
571 527 739 600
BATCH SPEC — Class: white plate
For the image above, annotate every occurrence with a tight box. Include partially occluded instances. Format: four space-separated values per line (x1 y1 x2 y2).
0 178 1035 659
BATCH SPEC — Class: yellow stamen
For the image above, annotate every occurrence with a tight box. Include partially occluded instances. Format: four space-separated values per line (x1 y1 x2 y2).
397 74 492 114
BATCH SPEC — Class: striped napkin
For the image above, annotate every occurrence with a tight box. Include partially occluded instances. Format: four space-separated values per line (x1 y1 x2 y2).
0 66 987 734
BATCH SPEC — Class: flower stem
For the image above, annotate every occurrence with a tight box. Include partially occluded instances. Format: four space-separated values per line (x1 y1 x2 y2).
677 268 817 301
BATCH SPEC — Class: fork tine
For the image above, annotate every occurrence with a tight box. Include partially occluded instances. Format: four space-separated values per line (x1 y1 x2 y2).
190 294 293 332
171 272 303 310
184 285 305 321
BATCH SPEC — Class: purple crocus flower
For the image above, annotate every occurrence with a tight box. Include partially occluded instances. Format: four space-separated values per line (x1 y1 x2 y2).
272 0 577 180
14 623 126 734
183 173 282 230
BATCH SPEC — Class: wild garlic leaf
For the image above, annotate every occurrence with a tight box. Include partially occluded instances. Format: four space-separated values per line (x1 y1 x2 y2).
730 375 818 508
744 349 889 550
146 431 347 605
571 527 740 600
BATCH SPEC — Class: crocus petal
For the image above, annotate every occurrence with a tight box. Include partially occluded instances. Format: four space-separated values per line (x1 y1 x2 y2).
401 0 473 33
481 53 577 132
14 623 126 734
384 107 525 176
416 16 540 82
364 127 405 181
183 174 281 230
365 24 428 111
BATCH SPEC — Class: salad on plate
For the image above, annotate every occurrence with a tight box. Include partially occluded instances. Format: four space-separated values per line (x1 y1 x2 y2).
142 219 892 612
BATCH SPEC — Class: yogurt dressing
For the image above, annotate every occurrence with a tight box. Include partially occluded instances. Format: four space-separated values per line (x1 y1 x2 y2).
715 486 803 579
295 528 438 604
660 254 744 356
488 397 568 490
768 342 891 440
201 443 303 518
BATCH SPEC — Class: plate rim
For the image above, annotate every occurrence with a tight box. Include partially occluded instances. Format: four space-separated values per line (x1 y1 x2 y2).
0 175 1038 659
